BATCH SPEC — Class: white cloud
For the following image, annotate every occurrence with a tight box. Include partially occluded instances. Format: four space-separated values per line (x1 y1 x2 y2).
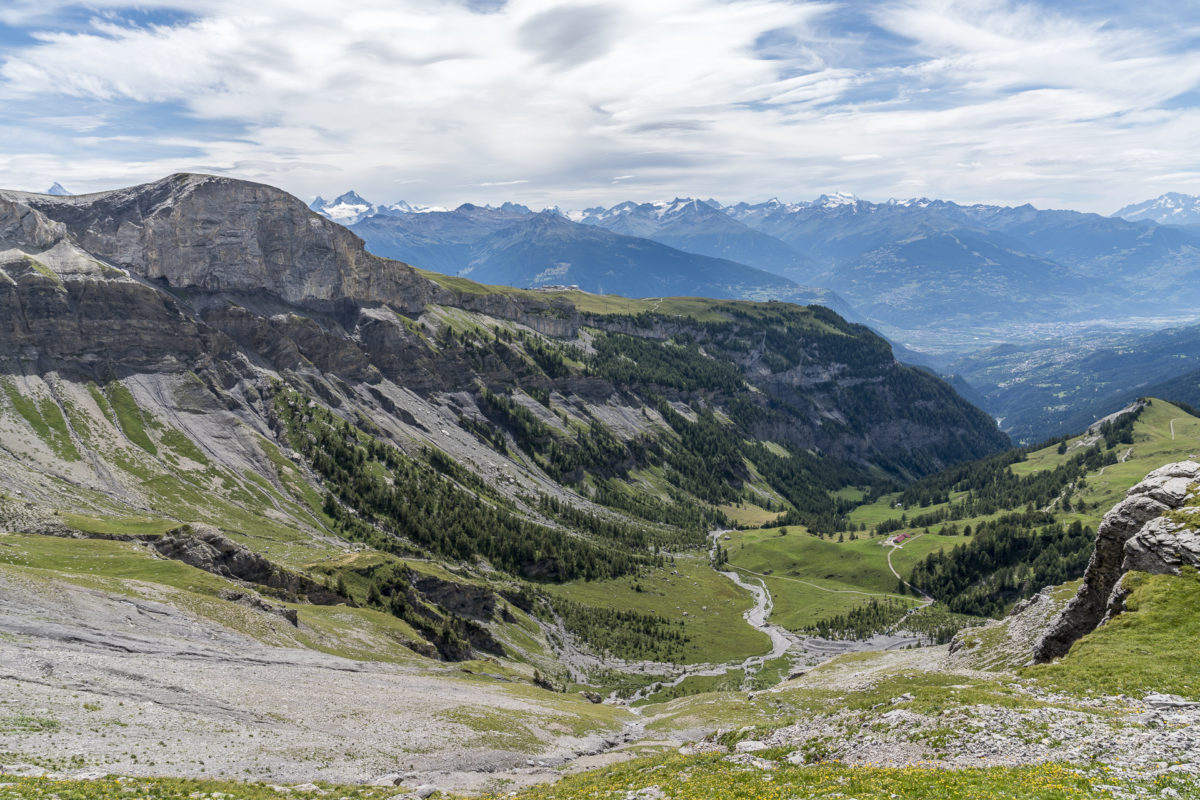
0 0 1197 212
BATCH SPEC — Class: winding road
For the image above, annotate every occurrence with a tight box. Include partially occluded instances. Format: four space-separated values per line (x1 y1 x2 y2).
884 533 934 602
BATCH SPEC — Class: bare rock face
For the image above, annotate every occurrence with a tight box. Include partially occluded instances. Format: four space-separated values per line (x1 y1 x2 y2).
151 524 349 606
1122 516 1200 575
1032 460 1200 662
5 175 442 313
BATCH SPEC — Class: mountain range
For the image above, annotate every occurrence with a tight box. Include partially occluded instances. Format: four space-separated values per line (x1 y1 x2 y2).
318 190 1200 346
343 200 850 312
5 174 1200 798
1113 192 1200 226
0 172 1005 537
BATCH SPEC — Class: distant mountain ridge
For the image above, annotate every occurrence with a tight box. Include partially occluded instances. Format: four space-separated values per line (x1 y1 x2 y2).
715 194 1200 333
575 197 809 276
1112 192 1200 226
348 203 849 311
951 321 1200 443
309 191 452 226
314 189 1200 342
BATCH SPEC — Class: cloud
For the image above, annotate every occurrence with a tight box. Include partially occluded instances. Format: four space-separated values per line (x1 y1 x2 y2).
0 0 1196 212
517 3 623 68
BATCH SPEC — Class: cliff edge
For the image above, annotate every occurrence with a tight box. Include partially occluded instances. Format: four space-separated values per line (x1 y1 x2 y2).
1032 460 1200 662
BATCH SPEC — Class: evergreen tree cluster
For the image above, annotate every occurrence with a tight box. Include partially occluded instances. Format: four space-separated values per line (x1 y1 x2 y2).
884 444 1116 532
535 493 686 553
900 605 989 645
479 388 647 485
276 389 651 582
463 303 1006 536
546 595 690 662
1098 404 1143 449
587 331 745 392
908 514 1095 617
355 562 483 660
802 597 911 640
592 477 725 533
653 399 746 504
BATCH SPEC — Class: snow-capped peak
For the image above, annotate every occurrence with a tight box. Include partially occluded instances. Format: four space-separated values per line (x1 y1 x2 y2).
310 190 378 225
546 205 588 222
890 197 935 209
46 181 71 196
333 190 370 206
652 197 706 219
813 191 860 208
383 201 448 214
1113 192 1200 225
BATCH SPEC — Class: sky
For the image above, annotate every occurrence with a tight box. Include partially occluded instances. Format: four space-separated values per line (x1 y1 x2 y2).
1 0 1199 212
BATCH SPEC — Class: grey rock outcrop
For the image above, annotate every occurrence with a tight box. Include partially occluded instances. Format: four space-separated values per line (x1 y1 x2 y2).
412 573 497 620
1032 460 1200 662
0 175 587 386
151 524 350 606
219 588 300 626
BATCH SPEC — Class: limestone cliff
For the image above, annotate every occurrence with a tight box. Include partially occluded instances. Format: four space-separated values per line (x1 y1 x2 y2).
1032 460 1200 662
2 174 439 312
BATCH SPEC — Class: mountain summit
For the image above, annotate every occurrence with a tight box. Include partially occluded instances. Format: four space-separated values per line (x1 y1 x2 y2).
1112 192 1200 225
309 190 378 225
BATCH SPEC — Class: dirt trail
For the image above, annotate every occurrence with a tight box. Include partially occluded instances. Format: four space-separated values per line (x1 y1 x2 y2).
884 534 934 603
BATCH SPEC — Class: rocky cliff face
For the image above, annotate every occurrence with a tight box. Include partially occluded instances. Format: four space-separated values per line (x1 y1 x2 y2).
1032 461 1200 662
3 175 440 312
0 175 592 386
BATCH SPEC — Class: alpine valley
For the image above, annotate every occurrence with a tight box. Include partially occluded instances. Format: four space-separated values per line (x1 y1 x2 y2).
3 175 1200 800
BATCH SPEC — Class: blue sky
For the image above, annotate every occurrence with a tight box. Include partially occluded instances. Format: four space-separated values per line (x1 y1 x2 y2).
1 0 1198 212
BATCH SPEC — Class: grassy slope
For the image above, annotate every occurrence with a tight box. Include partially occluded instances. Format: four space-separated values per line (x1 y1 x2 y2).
0 532 429 662
478 755 1191 800
606 565 1200 799
1 376 343 569
12 761 1194 800
722 527 917 630
1025 570 1200 699
3 372 1197 796
722 399 1200 632
551 553 770 665
849 398 1200 567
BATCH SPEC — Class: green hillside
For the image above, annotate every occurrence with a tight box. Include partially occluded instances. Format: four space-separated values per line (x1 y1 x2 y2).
722 398 1200 633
